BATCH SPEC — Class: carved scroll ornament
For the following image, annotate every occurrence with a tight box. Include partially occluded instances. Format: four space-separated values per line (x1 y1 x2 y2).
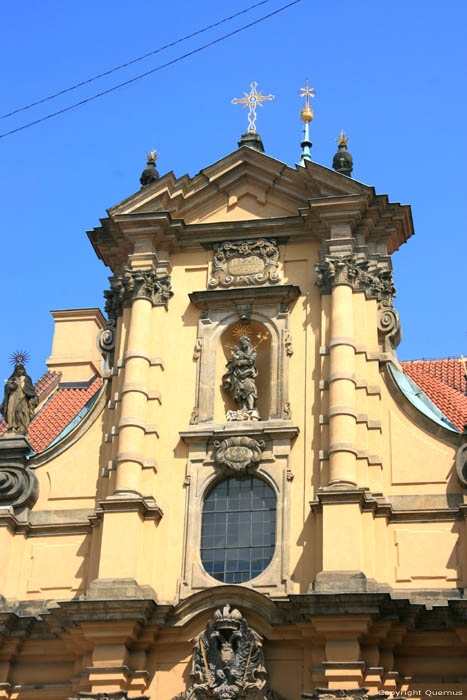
456 443 467 488
377 306 401 352
214 436 265 475
208 239 281 289
174 604 279 700
0 436 39 512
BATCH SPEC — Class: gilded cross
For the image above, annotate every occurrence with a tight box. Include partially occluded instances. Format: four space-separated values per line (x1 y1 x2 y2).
232 82 274 134
299 78 316 108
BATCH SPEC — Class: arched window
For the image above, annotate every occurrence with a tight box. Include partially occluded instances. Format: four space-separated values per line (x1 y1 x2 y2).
201 476 276 584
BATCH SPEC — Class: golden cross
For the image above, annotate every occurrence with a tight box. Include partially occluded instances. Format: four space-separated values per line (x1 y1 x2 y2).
299 78 316 108
232 82 274 133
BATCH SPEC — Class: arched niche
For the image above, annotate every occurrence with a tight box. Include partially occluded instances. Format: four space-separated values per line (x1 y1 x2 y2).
215 321 272 423
189 285 300 425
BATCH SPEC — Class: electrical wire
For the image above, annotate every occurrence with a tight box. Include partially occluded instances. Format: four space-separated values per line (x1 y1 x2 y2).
0 0 303 140
1 0 273 120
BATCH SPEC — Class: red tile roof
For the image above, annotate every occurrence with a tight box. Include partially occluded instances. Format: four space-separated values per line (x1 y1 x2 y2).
401 358 467 432
0 372 103 453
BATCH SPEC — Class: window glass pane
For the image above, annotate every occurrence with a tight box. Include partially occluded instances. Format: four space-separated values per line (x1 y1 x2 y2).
201 476 276 583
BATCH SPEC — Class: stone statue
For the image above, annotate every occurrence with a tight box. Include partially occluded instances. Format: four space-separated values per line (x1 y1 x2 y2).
0 363 38 435
222 336 259 421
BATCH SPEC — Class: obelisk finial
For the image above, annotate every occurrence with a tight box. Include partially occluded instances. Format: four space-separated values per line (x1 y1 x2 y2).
299 78 316 165
232 81 274 134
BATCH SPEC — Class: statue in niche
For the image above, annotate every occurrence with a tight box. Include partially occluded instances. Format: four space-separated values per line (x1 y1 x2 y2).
0 354 38 436
222 336 260 422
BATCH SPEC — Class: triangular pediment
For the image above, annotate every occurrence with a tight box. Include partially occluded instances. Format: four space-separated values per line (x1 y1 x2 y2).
109 146 372 225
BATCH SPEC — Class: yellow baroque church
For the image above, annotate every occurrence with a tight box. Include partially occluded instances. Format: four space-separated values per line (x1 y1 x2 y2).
1 112 467 700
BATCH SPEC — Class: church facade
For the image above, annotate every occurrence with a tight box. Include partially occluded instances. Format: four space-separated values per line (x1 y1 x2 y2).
1 131 467 700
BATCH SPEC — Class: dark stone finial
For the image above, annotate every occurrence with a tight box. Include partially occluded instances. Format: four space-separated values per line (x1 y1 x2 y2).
238 132 264 152
333 130 353 177
140 149 159 187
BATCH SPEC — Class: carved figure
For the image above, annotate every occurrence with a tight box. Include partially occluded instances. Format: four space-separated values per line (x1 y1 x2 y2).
222 337 259 421
174 604 279 700
0 363 38 435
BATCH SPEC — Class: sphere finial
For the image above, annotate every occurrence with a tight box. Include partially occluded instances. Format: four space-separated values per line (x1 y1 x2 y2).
140 149 160 187
300 78 316 123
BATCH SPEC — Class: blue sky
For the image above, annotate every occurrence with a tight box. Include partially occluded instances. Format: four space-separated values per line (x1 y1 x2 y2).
1 0 466 381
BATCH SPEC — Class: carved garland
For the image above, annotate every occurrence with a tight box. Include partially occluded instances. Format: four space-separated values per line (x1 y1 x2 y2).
208 239 281 289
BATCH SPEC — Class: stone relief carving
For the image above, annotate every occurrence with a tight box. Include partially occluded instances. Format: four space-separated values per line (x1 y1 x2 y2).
194 338 203 361
69 693 149 700
174 604 279 700
303 690 387 700
0 362 38 435
222 337 260 422
315 255 395 307
456 442 467 488
284 330 293 357
208 239 281 289
214 437 265 475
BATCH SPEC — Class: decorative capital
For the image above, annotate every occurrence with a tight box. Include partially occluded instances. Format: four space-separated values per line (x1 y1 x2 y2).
214 436 265 475
104 269 174 319
209 239 281 289
315 255 396 307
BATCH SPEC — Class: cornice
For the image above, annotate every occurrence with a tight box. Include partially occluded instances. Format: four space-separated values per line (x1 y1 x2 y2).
189 284 301 311
88 185 413 271
2 587 467 642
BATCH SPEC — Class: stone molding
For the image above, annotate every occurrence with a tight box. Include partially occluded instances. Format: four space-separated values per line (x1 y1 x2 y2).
0 435 38 513
208 238 281 289
213 436 265 475
69 693 149 700
302 688 387 700
91 494 163 523
310 487 467 523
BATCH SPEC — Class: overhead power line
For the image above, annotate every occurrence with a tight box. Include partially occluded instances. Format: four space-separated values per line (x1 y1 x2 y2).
0 0 273 120
0 0 303 140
